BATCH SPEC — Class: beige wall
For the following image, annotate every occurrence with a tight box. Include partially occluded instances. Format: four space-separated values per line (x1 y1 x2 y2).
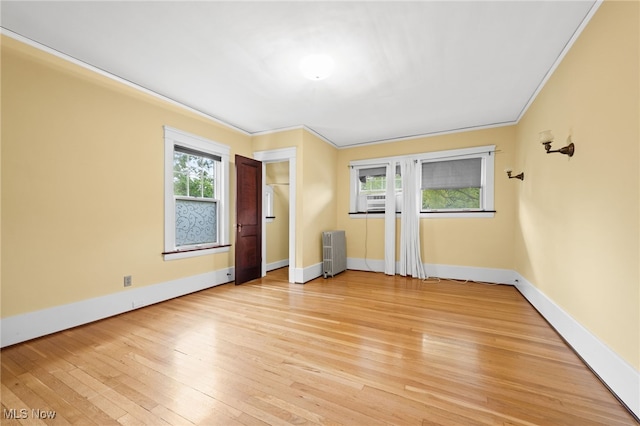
265 162 290 265
1 36 251 317
336 126 517 269
513 0 639 369
301 131 339 267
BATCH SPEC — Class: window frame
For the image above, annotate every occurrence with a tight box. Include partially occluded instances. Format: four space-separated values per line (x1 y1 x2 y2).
349 145 495 219
420 155 484 214
350 163 402 213
163 126 230 260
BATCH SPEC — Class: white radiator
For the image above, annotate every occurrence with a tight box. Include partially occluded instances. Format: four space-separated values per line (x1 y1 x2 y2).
322 230 347 278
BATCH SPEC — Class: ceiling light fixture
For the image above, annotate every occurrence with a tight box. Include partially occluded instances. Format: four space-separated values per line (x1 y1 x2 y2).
299 54 335 81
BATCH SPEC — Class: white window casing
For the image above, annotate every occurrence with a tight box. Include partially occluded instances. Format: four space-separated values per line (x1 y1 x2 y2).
163 126 230 260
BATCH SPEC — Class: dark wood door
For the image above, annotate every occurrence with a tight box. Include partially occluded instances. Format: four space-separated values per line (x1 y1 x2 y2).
235 155 262 285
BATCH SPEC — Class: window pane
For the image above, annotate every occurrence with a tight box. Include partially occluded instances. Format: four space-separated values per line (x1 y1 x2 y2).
360 174 402 193
202 179 214 198
422 188 480 210
173 151 188 172
173 172 188 196
203 160 215 198
173 152 189 196
175 153 217 199
358 166 386 183
361 175 386 192
175 199 217 246
201 157 214 172
421 158 481 190
186 155 200 197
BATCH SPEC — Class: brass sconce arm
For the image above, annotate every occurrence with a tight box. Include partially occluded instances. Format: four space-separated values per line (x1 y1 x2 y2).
540 131 575 157
505 169 524 181
542 140 575 157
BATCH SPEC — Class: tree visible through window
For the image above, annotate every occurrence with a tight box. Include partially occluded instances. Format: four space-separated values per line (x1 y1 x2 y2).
421 158 482 211
422 188 480 210
173 149 216 198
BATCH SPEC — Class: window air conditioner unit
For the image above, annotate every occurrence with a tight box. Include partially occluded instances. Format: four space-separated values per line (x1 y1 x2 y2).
366 194 386 211
357 193 402 212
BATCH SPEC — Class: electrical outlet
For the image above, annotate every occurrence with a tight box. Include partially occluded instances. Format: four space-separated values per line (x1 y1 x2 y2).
124 275 132 287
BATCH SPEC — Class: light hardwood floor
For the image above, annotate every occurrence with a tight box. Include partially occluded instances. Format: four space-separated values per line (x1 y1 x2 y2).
1 269 636 425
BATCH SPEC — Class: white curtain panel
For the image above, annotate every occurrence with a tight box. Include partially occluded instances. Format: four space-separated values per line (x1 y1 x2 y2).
384 162 396 275
399 159 427 279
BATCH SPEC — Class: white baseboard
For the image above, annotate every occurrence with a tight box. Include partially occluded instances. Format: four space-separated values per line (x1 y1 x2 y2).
266 259 289 272
347 258 515 285
514 273 640 419
293 262 323 283
347 257 385 273
423 263 515 284
0 267 234 348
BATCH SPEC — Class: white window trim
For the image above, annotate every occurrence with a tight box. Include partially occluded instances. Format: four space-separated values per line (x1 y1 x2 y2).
349 161 394 213
163 126 230 260
349 145 495 219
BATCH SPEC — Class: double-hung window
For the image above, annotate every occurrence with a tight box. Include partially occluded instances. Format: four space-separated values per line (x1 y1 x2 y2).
351 164 402 213
419 146 494 215
173 146 219 246
421 157 482 211
163 126 230 260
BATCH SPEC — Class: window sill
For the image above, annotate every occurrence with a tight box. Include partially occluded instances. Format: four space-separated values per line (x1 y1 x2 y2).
421 210 495 218
349 211 495 219
349 212 398 219
163 244 231 261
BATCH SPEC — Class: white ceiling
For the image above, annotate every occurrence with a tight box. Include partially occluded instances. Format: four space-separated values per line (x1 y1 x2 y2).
1 1 598 147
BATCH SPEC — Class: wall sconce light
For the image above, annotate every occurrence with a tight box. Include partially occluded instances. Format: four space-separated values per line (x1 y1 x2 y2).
539 130 575 157
505 168 524 181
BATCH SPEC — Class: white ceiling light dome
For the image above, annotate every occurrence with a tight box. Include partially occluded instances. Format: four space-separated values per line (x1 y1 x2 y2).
299 54 335 81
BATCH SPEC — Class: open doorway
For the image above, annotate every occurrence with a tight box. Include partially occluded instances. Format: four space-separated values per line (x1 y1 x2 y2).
254 147 297 283
265 161 290 273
